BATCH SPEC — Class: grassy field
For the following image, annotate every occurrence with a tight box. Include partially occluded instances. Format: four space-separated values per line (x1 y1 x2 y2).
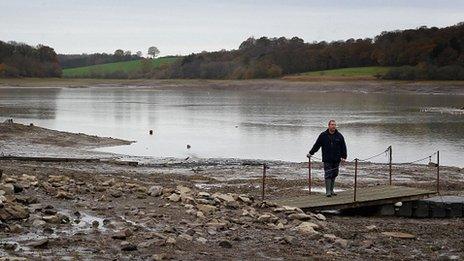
299 66 392 77
62 57 179 78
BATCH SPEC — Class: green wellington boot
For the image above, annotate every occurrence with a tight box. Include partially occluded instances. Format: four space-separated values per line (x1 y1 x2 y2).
330 179 337 196
325 179 332 197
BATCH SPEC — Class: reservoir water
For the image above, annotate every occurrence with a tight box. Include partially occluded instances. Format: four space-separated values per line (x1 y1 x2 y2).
0 87 463 167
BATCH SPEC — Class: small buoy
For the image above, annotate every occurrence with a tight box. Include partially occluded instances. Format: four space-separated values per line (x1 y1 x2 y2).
29 123 34 127
149 130 153 135
394 202 402 207
187 144 191 149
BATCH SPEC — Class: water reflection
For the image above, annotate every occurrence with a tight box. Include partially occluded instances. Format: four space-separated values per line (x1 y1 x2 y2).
0 87 462 167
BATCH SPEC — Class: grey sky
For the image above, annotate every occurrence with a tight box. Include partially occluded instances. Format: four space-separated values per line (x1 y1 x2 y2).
1 0 463 56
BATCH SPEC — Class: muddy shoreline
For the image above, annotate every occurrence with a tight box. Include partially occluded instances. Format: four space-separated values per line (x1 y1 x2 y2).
1 78 464 95
1 123 463 260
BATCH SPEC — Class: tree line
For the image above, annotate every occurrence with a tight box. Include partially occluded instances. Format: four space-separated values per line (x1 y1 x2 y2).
58 50 142 69
0 41 61 77
156 22 464 80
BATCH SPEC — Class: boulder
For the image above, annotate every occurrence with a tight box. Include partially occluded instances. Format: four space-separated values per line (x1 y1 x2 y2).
168 193 181 202
148 185 163 197
296 222 319 235
287 213 312 221
0 201 29 221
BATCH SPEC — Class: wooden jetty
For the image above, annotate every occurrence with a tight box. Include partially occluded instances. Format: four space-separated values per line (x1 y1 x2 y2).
271 185 436 211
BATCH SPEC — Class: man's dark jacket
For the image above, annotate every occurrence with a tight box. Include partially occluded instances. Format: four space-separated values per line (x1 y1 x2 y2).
309 129 347 163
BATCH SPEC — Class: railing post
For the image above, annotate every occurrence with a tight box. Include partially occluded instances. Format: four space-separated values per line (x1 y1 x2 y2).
354 158 358 202
436 151 440 193
308 156 311 194
389 146 392 186
262 163 267 202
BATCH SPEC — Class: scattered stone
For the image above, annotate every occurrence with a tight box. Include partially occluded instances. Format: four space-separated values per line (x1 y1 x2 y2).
27 239 49 248
42 215 61 224
381 231 415 239
315 213 326 221
334 238 349 248
55 191 73 199
110 190 123 198
214 193 235 203
287 213 312 221
296 222 319 235
120 241 137 251
196 237 208 244
13 184 24 193
148 185 163 197
8 224 22 233
151 253 167 261
32 219 47 227
0 201 29 221
366 225 377 231
178 233 193 241
166 237 176 245
257 213 278 223
218 240 232 248
92 220 99 228
168 193 181 202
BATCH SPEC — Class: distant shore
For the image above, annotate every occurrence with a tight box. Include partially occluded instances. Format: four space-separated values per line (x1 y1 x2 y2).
1 77 464 95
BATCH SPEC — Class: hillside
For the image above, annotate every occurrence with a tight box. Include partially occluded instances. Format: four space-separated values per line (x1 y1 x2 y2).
62 57 179 78
283 66 392 80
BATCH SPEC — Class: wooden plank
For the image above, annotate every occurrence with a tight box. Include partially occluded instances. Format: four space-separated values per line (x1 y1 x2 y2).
272 185 436 211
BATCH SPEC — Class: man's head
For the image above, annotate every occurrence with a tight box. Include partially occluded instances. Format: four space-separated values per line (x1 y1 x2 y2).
328 120 337 133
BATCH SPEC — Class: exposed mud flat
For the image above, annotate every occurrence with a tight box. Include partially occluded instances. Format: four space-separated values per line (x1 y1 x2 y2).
0 124 463 259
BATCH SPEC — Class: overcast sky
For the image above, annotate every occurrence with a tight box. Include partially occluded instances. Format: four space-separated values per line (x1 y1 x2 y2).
1 0 463 56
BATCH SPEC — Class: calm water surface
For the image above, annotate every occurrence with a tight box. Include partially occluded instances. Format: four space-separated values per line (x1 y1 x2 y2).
0 87 463 167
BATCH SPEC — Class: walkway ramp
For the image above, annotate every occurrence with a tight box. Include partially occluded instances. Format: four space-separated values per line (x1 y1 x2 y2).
272 186 436 211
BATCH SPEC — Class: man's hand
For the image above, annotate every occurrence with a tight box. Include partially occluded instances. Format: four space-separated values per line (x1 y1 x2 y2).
306 153 312 158
341 158 346 164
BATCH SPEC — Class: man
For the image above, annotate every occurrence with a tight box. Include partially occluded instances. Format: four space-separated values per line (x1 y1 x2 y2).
307 120 347 197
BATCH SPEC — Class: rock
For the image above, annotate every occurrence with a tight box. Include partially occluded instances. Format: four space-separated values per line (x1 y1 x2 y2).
92 220 99 228
110 190 123 198
282 235 295 244
0 201 29 221
196 237 207 244
225 201 240 209
178 234 193 241
55 191 72 199
381 231 415 239
32 219 47 227
366 225 377 231
276 222 285 230
196 211 205 219
120 241 137 251
42 215 61 224
148 185 163 197
287 213 312 221
27 239 49 248
177 186 191 195
214 193 235 203
168 193 181 202
8 224 22 233
238 195 252 204
0 184 14 195
218 240 232 248
257 213 278 223
151 253 167 261
273 205 304 214
334 238 349 248
296 222 319 235
13 184 24 193
112 231 129 240
197 191 211 198
438 254 460 261
315 213 326 221
166 237 176 245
